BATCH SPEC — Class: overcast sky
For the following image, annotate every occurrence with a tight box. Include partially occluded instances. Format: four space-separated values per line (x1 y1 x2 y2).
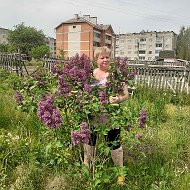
1 0 190 38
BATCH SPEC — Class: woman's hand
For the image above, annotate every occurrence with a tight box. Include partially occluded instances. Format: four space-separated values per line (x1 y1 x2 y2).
109 95 121 104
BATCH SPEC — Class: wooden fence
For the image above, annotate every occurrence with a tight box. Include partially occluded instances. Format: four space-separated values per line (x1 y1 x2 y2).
43 58 65 73
128 60 189 67
1 53 190 94
129 63 190 94
0 53 29 77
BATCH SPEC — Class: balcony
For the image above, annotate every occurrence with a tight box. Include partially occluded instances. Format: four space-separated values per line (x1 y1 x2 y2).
105 39 111 44
93 36 101 43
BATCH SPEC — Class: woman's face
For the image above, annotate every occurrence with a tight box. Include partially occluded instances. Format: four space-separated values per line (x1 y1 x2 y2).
97 54 110 71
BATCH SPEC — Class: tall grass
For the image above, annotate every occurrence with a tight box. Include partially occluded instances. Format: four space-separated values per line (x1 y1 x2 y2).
0 70 190 190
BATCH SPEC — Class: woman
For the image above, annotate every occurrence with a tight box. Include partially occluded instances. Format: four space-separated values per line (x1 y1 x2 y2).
84 46 128 185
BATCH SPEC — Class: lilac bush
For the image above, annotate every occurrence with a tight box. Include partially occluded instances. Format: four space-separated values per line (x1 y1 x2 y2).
14 53 149 186
15 53 147 148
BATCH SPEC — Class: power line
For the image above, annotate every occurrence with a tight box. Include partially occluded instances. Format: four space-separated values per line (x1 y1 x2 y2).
118 0 190 20
64 0 190 26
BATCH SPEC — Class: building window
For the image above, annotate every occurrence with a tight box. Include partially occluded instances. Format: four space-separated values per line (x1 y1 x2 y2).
128 51 131 54
148 57 152 60
120 40 125 44
156 43 162 47
149 45 152 48
139 50 146 54
155 56 159 60
93 41 100 47
155 50 160 54
140 38 146 42
72 25 76 28
128 45 132 49
94 32 101 38
139 56 145 60
149 51 152 54
106 35 111 40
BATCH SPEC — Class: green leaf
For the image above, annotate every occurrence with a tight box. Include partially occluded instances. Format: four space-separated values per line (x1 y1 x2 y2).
55 141 63 148
45 143 52 155
104 147 110 156
94 179 101 187
75 162 81 166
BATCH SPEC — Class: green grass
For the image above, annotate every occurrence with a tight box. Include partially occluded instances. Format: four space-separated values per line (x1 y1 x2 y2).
0 69 190 190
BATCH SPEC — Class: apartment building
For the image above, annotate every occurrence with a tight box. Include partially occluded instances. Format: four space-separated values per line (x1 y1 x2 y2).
0 27 9 44
55 14 116 60
45 37 56 58
116 31 177 61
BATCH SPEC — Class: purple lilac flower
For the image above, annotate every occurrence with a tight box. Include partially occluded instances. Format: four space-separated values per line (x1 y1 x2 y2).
50 61 64 75
138 109 147 128
80 122 90 144
15 90 24 105
115 57 128 75
32 68 47 87
128 71 136 80
83 83 92 92
136 133 142 140
71 122 90 145
58 75 71 97
80 122 89 131
99 90 107 105
71 131 81 145
62 54 92 85
115 57 137 83
37 95 62 128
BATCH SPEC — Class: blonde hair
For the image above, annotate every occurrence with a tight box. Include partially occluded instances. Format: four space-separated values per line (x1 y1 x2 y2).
94 46 111 60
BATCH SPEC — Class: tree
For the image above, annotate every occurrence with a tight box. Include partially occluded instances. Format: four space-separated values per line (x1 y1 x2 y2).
0 44 8 52
31 45 50 60
8 23 46 55
176 26 190 60
159 50 175 59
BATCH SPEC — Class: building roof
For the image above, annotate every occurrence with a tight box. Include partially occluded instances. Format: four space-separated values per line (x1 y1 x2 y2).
55 17 115 34
0 27 9 31
116 31 177 36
